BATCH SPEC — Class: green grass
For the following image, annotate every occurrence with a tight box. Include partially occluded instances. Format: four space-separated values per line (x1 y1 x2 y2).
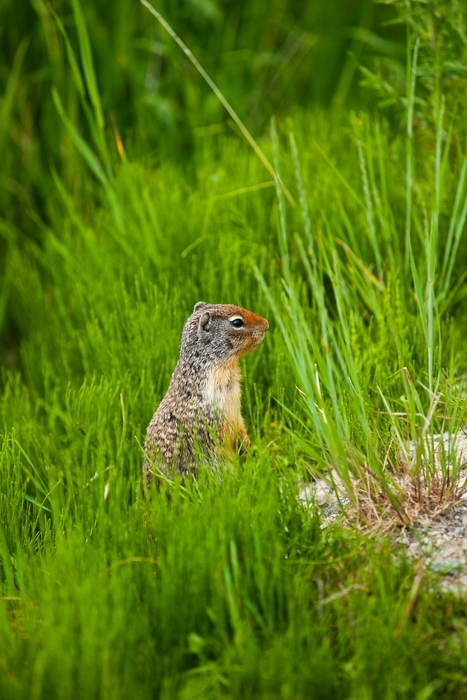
1 113 467 697
2 0 467 697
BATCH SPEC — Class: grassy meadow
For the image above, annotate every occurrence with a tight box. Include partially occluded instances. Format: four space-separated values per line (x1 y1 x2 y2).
2 0 467 697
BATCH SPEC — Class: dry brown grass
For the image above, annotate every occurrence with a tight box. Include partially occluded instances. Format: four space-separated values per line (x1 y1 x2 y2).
305 431 467 532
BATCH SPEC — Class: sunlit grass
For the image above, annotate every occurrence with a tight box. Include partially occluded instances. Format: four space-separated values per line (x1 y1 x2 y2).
1 108 467 696
1 0 467 697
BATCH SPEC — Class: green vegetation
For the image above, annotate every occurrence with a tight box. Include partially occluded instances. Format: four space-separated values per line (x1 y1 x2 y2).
1 0 467 697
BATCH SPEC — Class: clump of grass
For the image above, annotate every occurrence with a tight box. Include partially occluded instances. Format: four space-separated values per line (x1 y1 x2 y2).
256 6 467 528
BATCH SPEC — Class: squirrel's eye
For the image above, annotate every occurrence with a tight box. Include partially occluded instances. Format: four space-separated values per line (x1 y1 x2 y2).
231 318 244 328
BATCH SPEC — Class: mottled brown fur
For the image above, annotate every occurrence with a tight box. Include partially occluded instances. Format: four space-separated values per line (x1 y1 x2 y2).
143 302 268 483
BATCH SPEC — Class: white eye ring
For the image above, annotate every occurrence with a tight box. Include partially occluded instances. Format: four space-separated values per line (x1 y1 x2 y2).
230 317 244 329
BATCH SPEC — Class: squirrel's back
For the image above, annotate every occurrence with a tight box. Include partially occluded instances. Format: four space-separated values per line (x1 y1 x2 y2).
144 301 268 482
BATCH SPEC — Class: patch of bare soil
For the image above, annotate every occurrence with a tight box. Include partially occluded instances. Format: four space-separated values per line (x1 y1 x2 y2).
398 502 467 593
299 431 467 594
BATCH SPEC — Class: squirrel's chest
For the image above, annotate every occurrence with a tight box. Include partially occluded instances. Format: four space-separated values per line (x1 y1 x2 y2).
204 364 242 425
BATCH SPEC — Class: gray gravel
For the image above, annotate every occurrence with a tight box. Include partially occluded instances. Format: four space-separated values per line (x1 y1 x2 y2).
298 430 467 595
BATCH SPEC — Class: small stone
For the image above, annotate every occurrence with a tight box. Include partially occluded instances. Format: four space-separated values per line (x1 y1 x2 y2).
452 527 465 537
431 559 462 574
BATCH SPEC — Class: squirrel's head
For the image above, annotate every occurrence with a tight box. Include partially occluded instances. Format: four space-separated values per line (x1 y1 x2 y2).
180 302 269 366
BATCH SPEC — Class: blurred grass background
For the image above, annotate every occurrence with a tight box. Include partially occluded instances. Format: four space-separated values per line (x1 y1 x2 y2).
2 0 467 697
0 0 402 239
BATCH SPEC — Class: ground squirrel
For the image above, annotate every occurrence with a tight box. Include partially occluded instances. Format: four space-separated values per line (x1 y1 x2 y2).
144 302 269 483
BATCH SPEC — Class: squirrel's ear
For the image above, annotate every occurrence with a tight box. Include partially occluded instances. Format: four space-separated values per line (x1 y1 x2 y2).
194 301 208 312
198 311 212 336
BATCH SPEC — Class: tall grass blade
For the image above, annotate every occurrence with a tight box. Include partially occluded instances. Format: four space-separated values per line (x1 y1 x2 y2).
70 0 105 131
405 38 419 270
51 86 123 230
139 0 295 206
0 37 29 153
